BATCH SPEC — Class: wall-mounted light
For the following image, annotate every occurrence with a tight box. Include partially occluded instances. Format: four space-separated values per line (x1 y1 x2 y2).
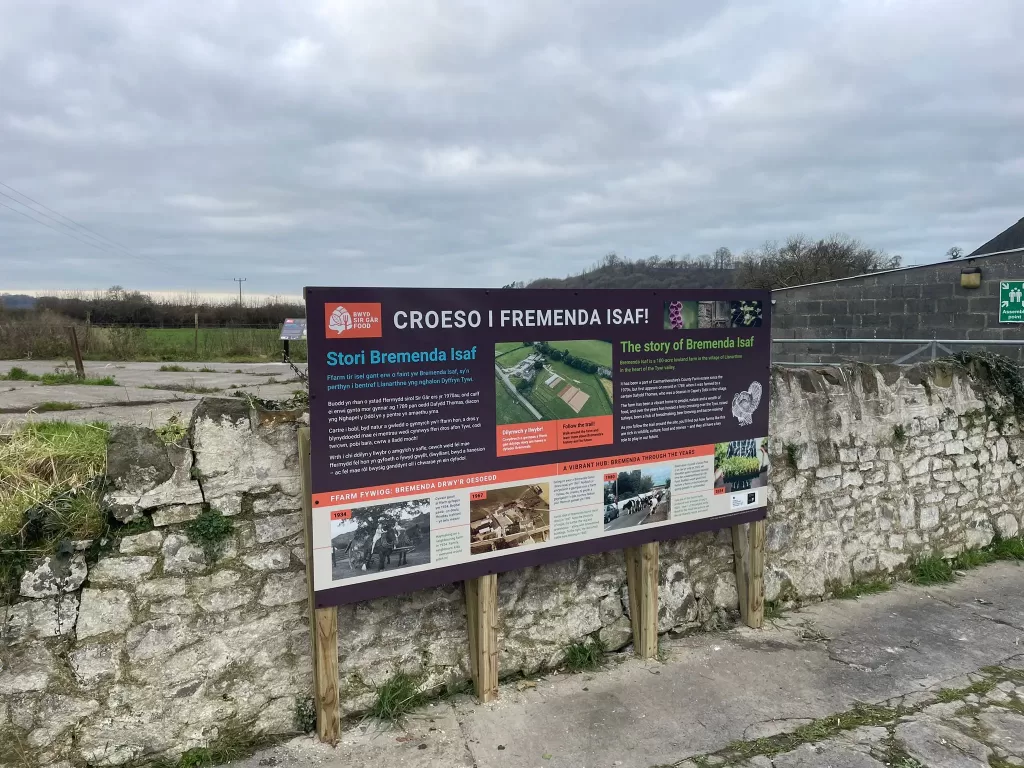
960 266 982 289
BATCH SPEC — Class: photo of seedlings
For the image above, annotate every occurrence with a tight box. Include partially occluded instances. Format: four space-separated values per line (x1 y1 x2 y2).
494 341 613 426
663 299 763 329
729 300 763 327
470 483 551 555
714 438 769 492
330 498 430 581
603 464 672 531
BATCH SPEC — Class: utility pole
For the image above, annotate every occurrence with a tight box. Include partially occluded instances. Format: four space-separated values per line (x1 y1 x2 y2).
233 277 247 306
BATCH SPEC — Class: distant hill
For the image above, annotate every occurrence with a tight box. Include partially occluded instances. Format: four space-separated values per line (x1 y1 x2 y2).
970 216 1024 256
525 255 738 290
0 294 37 310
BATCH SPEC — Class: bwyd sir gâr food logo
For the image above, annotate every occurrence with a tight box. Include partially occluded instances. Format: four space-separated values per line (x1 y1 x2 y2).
324 303 382 338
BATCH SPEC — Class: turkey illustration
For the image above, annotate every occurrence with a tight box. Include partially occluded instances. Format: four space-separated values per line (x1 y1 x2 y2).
731 382 762 426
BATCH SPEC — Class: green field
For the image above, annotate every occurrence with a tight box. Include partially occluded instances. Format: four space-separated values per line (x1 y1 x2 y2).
84 327 307 362
546 339 612 369
525 359 612 421
494 342 535 367
495 374 535 425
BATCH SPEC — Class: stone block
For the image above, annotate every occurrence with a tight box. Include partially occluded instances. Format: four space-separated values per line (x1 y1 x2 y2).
162 533 208 575
69 644 121 685
919 507 940 530
254 513 303 544
20 553 87 598
259 572 307 607
6 595 79 642
89 556 157 585
151 503 203 527
995 513 1019 538
119 530 164 555
242 547 293 572
198 588 255 613
77 589 133 639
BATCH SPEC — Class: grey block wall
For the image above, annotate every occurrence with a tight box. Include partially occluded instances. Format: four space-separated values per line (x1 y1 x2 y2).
771 250 1024 364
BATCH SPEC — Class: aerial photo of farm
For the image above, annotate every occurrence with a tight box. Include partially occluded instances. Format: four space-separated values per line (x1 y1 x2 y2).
494 340 614 426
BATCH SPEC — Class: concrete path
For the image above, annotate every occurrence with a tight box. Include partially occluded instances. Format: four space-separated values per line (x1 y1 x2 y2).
0 360 307 429
230 562 1024 768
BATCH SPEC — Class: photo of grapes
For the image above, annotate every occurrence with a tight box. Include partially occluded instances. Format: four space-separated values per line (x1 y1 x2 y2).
714 438 769 493
663 300 763 330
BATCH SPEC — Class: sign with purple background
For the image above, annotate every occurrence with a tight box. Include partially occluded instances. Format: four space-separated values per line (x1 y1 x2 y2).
304 287 770 608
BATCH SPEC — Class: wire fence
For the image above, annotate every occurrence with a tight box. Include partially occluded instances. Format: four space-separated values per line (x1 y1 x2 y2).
771 338 1024 366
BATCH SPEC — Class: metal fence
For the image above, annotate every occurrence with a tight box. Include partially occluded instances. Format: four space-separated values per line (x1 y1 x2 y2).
771 338 1024 366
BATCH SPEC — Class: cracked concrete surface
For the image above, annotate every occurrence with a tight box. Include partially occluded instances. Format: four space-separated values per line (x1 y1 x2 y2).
225 562 1024 768
0 359 306 429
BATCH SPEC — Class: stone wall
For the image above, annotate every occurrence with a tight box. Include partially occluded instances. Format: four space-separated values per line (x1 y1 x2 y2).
4 363 1024 766
772 248 1024 363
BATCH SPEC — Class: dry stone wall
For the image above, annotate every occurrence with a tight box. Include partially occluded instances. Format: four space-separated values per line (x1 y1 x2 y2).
3 363 1023 766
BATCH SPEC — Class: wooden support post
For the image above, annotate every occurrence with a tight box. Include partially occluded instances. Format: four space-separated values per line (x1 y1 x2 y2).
67 327 85 379
732 519 766 629
193 313 199 356
624 542 659 659
465 574 498 703
298 428 340 744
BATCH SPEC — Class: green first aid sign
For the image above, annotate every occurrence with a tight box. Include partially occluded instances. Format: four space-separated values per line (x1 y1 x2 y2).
1000 281 1024 323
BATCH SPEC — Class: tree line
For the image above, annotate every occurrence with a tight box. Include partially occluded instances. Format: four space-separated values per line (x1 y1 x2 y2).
517 234 901 291
1 286 304 327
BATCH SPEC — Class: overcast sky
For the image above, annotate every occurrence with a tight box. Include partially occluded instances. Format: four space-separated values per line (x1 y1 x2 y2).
2 0 1022 298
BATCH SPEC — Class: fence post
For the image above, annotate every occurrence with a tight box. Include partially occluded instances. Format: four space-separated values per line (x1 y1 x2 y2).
930 338 937 360
194 313 199 357
67 327 85 379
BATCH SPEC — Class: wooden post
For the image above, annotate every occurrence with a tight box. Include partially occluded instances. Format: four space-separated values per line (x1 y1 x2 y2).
67 327 85 379
732 519 766 629
84 311 91 352
193 313 199 356
624 542 659 658
465 574 498 702
298 428 340 743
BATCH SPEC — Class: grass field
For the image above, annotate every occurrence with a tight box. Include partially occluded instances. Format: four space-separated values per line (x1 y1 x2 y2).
79 327 308 362
546 339 613 369
495 374 535 425
494 342 535 367
599 377 614 404
525 359 612 420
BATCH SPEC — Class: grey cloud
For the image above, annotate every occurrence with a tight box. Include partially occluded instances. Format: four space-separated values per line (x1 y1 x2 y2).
1 0 1022 296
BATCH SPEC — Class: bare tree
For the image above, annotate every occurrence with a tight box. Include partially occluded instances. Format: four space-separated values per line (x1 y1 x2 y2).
946 246 964 260
713 246 733 270
736 234 901 290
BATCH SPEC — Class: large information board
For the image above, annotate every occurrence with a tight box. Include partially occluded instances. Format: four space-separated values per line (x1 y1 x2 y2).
305 288 770 607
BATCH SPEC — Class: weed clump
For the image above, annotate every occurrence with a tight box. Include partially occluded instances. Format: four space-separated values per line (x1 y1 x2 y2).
294 697 316 733
909 554 954 585
185 507 234 562
155 415 189 445
370 672 426 720
564 637 607 672
831 578 892 600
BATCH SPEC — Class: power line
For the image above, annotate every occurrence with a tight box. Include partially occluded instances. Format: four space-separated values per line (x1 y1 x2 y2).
0 189 125 256
234 277 247 305
0 183 235 284
0 180 138 259
0 198 130 259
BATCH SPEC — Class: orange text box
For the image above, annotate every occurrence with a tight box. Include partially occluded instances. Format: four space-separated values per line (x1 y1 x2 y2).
470 491 487 501
557 415 614 451
330 509 353 520
496 422 557 457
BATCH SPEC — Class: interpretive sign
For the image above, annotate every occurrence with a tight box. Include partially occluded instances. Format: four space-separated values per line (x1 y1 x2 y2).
280 318 308 340
305 288 771 607
999 282 1024 323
